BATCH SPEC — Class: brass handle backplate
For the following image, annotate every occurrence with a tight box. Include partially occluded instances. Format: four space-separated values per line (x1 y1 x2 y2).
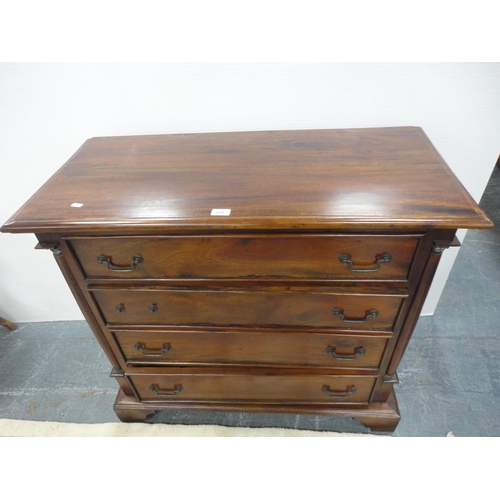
325 346 366 360
332 308 378 323
97 254 144 272
135 343 171 356
149 384 183 396
339 253 391 272
322 385 357 398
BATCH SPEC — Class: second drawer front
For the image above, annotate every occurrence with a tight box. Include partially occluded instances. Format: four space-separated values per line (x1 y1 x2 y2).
129 372 376 404
93 289 405 330
113 329 390 369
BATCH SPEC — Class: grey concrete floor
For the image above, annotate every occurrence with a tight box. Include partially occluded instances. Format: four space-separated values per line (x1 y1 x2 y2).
1 168 499 436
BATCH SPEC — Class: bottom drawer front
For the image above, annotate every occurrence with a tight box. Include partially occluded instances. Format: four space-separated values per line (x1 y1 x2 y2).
115 329 389 369
129 373 376 404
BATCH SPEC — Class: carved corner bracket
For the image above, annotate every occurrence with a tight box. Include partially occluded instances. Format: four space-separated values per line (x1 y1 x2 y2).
383 373 399 385
431 235 461 254
50 245 63 258
431 244 448 254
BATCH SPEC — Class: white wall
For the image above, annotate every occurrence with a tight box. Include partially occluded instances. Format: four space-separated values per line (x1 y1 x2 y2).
1 63 499 322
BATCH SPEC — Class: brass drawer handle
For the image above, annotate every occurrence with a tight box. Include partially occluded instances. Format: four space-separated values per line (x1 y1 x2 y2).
325 346 366 360
339 253 391 272
332 308 378 323
322 385 357 398
149 384 183 396
135 343 171 356
97 254 144 272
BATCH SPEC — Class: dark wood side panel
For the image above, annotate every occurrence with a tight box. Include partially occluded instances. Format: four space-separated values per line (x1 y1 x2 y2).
386 231 457 375
44 238 122 371
370 229 457 403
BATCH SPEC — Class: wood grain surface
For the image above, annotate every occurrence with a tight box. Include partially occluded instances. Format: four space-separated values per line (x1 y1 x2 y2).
113 327 390 369
1 127 492 431
92 287 405 330
1 127 492 233
129 371 376 403
69 234 420 281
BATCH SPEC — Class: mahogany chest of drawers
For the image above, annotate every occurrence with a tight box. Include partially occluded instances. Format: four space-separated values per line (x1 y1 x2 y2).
2 127 492 432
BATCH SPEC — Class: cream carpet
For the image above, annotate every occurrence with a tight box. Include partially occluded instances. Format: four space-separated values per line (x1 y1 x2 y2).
0 418 380 437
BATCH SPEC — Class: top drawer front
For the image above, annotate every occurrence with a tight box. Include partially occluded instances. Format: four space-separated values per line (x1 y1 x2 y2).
69 235 420 281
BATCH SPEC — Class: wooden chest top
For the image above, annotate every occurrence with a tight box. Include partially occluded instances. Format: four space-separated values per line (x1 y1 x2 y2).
2 127 492 234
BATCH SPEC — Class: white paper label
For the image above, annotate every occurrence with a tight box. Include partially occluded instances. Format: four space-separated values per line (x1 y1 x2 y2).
71 203 84 208
211 208 231 216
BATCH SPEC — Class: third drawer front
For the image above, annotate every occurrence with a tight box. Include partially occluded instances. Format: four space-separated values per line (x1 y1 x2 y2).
93 288 405 330
129 372 376 404
113 329 390 369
